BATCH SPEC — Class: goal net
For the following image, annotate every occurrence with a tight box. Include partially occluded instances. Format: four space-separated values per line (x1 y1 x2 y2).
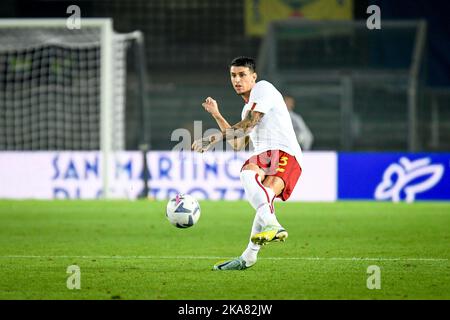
0 19 139 197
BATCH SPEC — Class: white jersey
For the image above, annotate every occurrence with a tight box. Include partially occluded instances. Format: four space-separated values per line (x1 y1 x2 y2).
241 80 303 167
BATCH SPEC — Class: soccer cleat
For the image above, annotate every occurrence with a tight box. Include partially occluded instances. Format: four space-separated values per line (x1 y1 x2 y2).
212 257 249 271
251 225 288 246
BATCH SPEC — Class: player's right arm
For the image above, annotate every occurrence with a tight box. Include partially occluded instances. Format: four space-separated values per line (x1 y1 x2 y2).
202 97 249 151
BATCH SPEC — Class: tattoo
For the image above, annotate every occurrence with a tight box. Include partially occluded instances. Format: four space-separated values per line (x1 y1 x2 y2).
240 110 264 130
223 111 264 141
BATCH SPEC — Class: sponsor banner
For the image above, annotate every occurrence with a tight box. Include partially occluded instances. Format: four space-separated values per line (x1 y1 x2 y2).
0 152 104 199
0 151 337 201
293 151 337 202
338 153 450 202
245 0 353 36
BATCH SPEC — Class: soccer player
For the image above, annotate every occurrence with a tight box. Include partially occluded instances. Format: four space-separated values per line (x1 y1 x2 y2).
192 57 303 270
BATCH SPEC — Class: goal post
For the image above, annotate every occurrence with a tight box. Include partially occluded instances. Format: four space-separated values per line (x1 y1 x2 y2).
0 18 146 198
99 19 114 199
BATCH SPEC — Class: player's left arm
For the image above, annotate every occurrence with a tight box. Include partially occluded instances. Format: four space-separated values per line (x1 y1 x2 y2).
192 110 264 153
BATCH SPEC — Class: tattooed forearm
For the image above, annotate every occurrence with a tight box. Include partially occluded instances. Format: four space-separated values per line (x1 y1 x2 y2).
193 111 263 153
223 111 264 141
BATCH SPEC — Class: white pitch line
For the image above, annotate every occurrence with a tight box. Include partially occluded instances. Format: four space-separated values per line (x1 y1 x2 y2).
0 255 447 262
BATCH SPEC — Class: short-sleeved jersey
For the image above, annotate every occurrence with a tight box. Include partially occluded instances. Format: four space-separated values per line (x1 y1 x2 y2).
241 80 303 167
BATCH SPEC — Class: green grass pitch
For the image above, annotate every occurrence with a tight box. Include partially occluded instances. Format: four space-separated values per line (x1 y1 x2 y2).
0 200 449 300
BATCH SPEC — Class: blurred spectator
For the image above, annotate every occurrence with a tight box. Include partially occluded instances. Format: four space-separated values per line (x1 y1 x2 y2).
284 95 314 150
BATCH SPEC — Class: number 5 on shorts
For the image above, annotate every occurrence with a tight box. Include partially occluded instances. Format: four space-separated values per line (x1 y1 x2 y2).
276 156 289 173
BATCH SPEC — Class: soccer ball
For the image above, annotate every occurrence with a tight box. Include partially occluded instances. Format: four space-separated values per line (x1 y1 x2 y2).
166 194 201 228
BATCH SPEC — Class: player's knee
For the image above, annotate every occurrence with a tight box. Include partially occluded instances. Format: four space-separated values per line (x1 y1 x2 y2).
262 176 284 197
240 169 269 210
241 164 265 181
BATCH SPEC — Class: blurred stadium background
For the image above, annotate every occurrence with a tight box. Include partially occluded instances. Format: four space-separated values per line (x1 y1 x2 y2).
0 0 450 301
1 0 449 201
1 0 449 153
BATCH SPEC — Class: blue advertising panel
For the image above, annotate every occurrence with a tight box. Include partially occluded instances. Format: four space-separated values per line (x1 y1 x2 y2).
338 153 450 201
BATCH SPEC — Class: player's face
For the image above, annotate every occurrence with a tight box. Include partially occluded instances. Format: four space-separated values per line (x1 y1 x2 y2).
230 66 257 96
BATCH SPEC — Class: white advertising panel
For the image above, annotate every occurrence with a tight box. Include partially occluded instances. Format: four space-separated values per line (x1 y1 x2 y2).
0 151 337 201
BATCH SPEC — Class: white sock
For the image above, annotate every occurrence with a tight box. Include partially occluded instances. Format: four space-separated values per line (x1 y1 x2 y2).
241 215 263 267
256 202 280 227
242 242 260 267
240 170 273 210
240 170 280 227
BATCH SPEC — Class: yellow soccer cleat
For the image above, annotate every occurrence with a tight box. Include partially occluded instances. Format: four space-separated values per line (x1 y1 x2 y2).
251 225 288 246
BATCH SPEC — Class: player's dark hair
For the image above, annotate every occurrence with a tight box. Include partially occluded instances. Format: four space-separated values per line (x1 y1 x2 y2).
230 56 256 73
